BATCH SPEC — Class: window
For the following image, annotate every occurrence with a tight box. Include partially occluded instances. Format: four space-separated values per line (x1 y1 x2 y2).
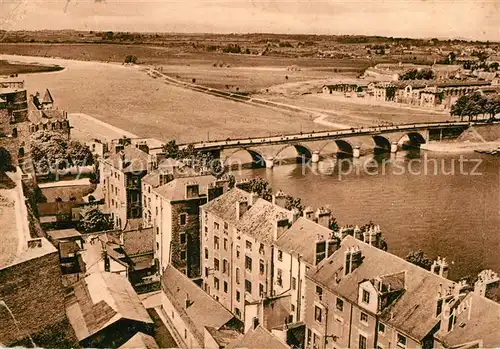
245 280 252 294
259 243 265 255
259 283 264 297
184 329 187 339
291 304 295 313
245 256 252 271
246 240 252 250
180 213 187 225
205 248 209 259
277 269 283 286
362 289 370 304
292 277 297 290
214 236 219 250
316 286 323 299
156 242 159 250
180 250 186 261
214 277 220 290
236 268 240 284
236 247 240 259
360 312 368 323
359 335 367 349
214 222 220 230
205 267 209 277
223 259 229 274
307 329 312 345
314 306 322 323
259 259 265 275
336 297 344 311
378 322 386 334
214 258 220 271
224 281 228 293
277 250 283 261
224 238 228 251
235 308 241 318
236 290 241 302
313 333 320 346
180 232 186 244
397 333 407 348
224 222 228 230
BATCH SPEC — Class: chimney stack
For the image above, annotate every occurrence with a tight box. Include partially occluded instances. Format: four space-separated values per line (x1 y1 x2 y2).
303 207 315 221
474 269 500 297
315 207 331 228
27 238 42 249
272 190 287 208
273 216 289 241
236 199 249 220
314 238 327 266
431 257 449 279
185 183 200 199
327 236 340 258
249 191 259 205
344 246 362 276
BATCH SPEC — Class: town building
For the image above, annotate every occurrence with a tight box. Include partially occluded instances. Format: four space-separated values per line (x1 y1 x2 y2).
27 90 71 139
65 272 154 348
142 171 226 279
101 145 155 229
200 188 296 322
226 324 289 349
160 265 242 348
304 235 458 349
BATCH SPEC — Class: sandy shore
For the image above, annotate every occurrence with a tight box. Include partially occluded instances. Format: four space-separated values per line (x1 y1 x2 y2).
68 113 138 143
422 141 500 153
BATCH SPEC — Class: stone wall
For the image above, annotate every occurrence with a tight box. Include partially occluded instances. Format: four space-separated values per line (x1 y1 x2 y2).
0 251 79 347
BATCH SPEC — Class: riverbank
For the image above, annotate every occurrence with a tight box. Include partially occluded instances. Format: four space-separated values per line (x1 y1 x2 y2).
422 141 500 153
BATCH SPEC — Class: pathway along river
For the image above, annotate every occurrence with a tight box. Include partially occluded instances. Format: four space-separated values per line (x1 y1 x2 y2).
235 150 500 281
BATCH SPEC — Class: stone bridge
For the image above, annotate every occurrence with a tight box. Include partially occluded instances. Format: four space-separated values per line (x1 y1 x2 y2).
180 121 479 168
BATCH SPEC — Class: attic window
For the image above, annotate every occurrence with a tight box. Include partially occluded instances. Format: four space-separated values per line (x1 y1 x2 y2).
362 289 370 304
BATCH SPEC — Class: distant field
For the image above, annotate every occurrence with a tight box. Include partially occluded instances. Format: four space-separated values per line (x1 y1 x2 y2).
0 59 63 75
5 55 329 143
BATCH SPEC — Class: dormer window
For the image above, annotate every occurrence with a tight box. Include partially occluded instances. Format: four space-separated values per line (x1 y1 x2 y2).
362 289 370 304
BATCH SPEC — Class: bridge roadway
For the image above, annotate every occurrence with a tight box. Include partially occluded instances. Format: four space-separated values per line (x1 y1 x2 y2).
180 121 474 151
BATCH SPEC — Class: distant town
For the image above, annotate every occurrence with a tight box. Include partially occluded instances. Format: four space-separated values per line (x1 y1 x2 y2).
1 30 500 349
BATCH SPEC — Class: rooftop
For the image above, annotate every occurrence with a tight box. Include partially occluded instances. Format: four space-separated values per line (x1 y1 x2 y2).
275 217 333 265
162 265 235 344
308 235 455 342
47 228 82 241
435 293 500 348
66 272 153 341
119 332 159 349
202 187 252 225
154 174 216 202
226 325 289 349
103 146 151 173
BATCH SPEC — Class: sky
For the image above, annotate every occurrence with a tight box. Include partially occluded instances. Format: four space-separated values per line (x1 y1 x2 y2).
0 0 499 41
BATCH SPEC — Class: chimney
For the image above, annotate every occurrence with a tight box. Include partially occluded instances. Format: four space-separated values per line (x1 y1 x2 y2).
474 269 500 297
315 207 331 228
303 207 315 220
272 190 287 208
327 237 340 258
353 225 362 240
117 151 125 170
208 182 224 202
136 141 149 154
315 238 327 266
274 217 289 240
185 183 200 199
290 208 300 223
431 257 449 279
344 246 362 276
249 191 259 205
159 173 173 186
236 199 249 220
27 238 42 249
185 293 193 309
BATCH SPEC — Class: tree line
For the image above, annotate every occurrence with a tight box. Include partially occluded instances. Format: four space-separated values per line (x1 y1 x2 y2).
451 92 500 121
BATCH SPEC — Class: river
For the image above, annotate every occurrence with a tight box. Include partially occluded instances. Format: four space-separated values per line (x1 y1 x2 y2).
235 150 500 281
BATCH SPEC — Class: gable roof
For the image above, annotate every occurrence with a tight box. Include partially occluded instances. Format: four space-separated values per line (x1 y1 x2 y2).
42 89 54 104
238 198 291 244
308 235 455 342
155 174 216 201
227 325 289 349
435 293 500 348
66 272 152 341
202 187 251 225
119 332 159 349
162 265 235 344
275 217 333 265
103 146 150 173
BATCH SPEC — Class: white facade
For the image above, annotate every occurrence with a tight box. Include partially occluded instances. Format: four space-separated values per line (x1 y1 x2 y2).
161 291 201 348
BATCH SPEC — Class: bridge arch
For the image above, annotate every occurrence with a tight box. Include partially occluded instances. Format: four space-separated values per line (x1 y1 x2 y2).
397 132 427 147
274 144 313 162
223 148 266 168
373 135 391 151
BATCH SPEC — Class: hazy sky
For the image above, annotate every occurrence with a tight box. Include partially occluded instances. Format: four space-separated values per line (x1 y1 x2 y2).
0 0 499 40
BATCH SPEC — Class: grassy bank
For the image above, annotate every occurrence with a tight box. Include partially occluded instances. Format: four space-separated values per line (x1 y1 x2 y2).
0 59 63 75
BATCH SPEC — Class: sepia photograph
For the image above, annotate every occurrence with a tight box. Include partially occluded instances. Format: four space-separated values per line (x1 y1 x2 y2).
0 0 499 348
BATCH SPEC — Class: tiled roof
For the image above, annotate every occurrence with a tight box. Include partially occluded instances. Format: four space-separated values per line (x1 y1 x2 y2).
275 217 333 265
435 293 500 348
104 146 150 173
202 187 251 225
162 265 234 344
66 272 152 341
154 174 216 201
59 240 81 258
227 325 289 349
205 327 242 348
47 228 82 240
123 227 154 256
119 332 159 349
238 199 291 244
308 235 455 342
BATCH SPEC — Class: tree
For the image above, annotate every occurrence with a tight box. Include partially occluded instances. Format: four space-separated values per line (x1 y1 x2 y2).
162 140 180 158
79 206 113 233
450 92 488 121
247 177 273 201
228 174 236 189
285 195 303 215
68 141 94 166
405 249 433 270
124 55 137 64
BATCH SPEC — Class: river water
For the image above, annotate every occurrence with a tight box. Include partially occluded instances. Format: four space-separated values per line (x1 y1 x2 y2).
235 150 500 280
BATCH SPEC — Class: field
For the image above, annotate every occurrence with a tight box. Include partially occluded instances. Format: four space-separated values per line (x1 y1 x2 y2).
0 59 63 75
0 193 18 268
3 54 330 143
